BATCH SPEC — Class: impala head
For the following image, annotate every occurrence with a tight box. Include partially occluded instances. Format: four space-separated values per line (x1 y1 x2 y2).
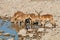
25 18 31 24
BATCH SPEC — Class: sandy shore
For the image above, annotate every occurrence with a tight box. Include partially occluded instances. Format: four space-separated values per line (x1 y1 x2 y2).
0 0 60 40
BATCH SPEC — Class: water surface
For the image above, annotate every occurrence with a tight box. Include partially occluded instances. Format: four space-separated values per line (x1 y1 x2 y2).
0 19 18 40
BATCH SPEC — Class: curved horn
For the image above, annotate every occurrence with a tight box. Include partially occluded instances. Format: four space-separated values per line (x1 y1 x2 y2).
34 10 39 14
34 9 43 14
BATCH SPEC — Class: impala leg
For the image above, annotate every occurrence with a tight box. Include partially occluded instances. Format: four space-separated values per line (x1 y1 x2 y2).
41 21 45 28
50 19 56 28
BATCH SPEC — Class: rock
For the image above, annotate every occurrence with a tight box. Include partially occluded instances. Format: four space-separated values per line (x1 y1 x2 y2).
28 33 33 37
18 29 27 36
37 28 44 32
8 38 14 40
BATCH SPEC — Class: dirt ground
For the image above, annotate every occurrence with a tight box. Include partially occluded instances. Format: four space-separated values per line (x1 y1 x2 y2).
0 0 60 40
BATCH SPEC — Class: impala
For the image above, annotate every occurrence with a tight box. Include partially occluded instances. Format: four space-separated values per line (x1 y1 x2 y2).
35 10 56 28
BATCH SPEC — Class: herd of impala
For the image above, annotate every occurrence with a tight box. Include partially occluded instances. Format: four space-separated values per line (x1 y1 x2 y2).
10 10 56 32
0 10 57 40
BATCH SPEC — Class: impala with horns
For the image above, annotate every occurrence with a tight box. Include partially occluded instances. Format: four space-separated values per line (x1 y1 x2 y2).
35 10 56 28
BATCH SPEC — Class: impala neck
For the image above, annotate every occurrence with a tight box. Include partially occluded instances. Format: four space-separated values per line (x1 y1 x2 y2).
38 13 40 17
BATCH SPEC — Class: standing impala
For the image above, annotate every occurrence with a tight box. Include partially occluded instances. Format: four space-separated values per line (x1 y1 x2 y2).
35 10 56 28
10 11 32 29
11 11 30 23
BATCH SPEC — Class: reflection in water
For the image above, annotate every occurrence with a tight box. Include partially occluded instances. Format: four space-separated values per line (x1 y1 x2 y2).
0 19 18 40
